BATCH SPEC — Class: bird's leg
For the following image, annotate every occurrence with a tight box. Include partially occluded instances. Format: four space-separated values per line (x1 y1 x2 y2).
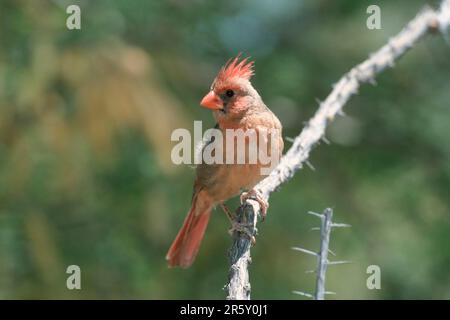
221 203 256 244
240 189 269 221
219 203 235 223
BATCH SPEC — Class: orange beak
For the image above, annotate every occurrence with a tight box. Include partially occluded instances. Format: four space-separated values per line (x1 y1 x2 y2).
200 91 223 110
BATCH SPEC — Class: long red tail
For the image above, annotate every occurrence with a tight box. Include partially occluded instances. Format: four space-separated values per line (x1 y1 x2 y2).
166 192 212 268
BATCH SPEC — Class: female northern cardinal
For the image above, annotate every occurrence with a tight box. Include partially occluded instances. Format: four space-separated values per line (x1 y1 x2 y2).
166 55 283 268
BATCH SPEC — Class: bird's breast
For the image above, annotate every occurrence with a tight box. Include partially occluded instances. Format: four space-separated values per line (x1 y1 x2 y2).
197 122 282 203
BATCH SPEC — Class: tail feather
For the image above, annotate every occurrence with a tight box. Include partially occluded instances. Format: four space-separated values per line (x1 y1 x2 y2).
166 192 212 268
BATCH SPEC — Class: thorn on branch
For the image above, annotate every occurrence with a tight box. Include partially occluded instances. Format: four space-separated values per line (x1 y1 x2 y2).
285 136 295 144
321 136 331 145
307 211 323 219
305 160 316 171
292 291 314 299
327 260 353 266
331 223 352 228
292 246 318 257
337 110 346 117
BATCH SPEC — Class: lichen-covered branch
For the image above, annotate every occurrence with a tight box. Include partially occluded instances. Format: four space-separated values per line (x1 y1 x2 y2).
225 0 450 300
225 202 258 300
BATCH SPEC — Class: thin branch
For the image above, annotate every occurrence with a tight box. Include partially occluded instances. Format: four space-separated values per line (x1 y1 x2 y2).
225 0 450 300
315 208 333 300
292 208 350 299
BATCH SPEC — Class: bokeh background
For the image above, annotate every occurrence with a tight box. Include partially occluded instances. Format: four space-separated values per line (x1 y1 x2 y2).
0 0 449 299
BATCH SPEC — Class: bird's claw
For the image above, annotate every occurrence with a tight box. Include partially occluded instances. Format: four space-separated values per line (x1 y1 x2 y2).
240 189 269 221
228 221 256 245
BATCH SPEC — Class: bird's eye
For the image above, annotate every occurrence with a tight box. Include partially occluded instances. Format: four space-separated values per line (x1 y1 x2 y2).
225 89 234 97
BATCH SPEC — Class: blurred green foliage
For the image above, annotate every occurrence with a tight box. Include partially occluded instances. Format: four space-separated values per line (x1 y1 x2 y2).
0 0 449 299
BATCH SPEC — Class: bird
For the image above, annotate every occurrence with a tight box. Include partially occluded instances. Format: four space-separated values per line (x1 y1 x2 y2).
166 55 284 268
